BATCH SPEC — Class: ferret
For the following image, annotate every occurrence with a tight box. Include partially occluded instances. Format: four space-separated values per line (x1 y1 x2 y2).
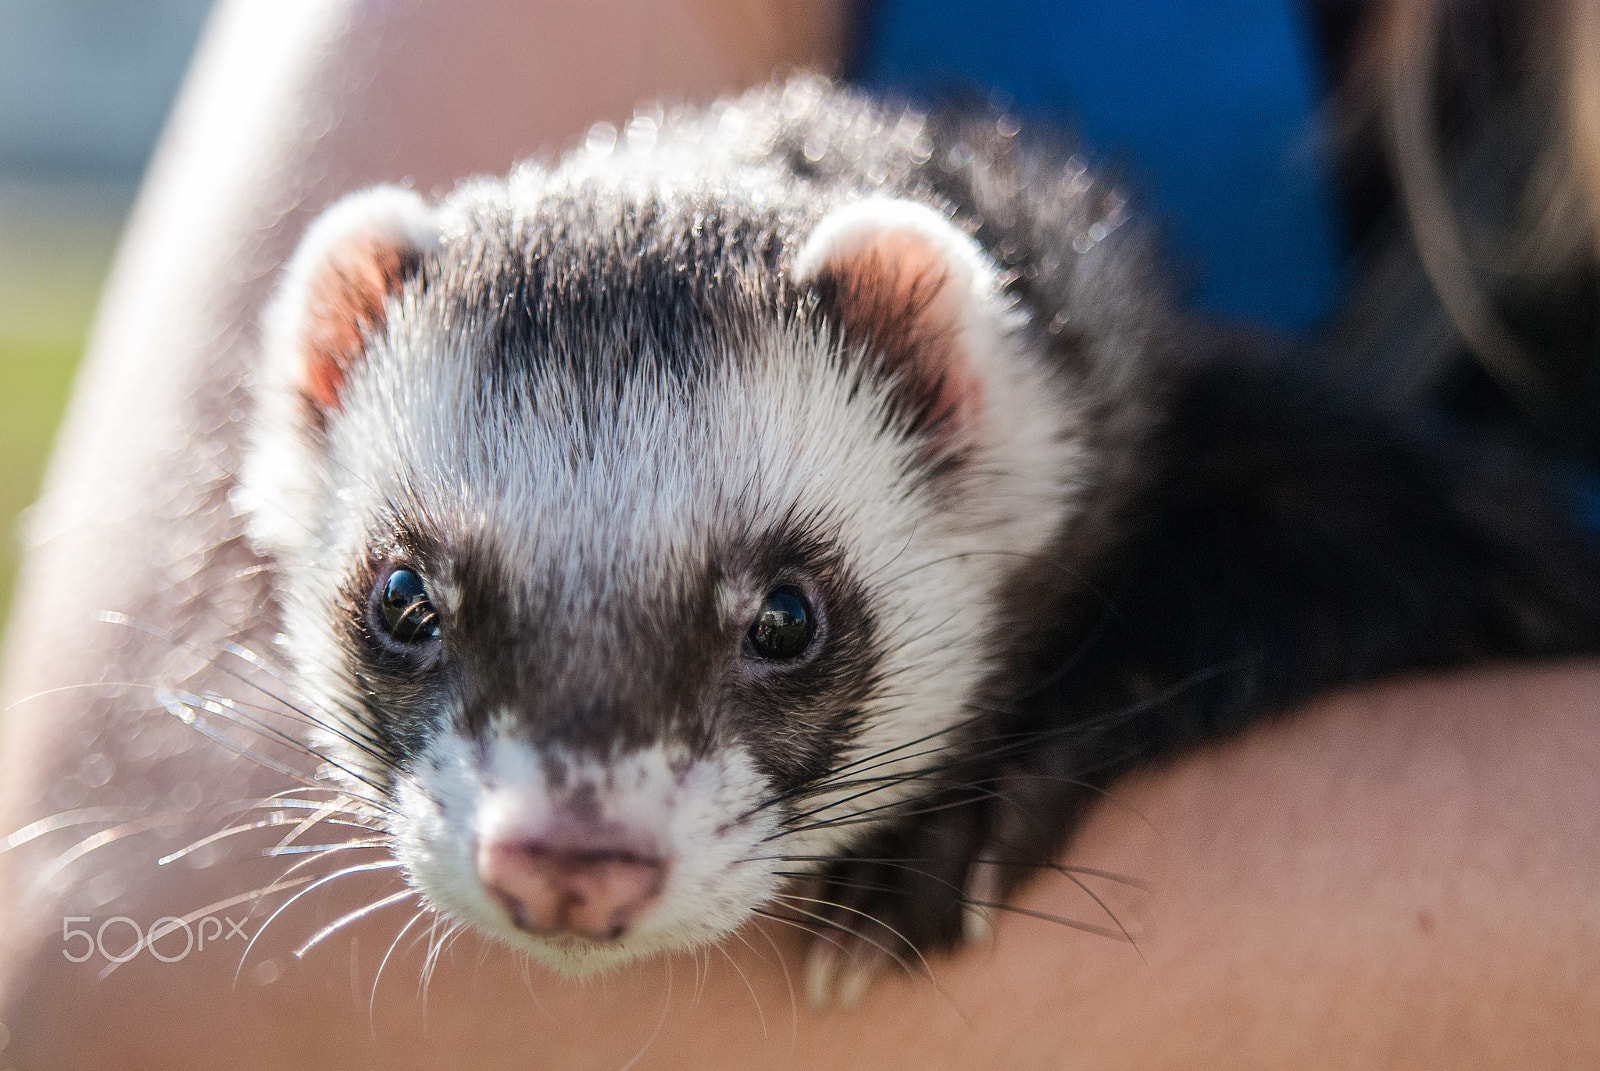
237 75 1600 1001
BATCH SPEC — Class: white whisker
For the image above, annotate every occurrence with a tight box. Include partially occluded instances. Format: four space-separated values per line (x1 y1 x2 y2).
370 908 432 1032
233 859 405 983
295 887 416 958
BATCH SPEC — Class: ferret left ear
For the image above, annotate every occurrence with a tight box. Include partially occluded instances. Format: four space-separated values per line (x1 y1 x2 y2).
242 186 439 560
795 198 1004 446
268 186 441 419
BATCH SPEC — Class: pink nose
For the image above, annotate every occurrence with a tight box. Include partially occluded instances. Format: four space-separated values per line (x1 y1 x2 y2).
478 840 665 941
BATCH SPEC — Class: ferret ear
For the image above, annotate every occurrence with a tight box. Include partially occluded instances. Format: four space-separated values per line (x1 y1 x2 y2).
241 186 438 561
267 185 439 419
794 198 1003 447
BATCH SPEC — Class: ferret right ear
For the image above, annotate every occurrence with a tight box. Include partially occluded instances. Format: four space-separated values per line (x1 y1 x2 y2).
267 186 439 420
793 198 1005 452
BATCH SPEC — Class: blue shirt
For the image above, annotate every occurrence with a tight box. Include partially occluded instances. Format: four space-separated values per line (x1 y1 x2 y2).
853 0 1345 335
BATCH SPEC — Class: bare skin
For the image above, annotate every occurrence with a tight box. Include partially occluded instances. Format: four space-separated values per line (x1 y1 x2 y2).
3 1 1599 1066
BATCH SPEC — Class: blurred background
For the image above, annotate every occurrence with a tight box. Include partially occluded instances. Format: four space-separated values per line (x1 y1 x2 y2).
3 0 1594 630
0 0 215 618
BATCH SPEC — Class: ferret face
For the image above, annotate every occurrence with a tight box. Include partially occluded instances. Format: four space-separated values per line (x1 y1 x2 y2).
240 169 1082 972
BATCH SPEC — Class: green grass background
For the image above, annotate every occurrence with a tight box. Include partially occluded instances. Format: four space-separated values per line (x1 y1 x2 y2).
0 182 127 625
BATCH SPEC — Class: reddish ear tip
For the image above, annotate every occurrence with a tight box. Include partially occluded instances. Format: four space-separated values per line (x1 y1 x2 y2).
299 237 423 413
817 252 981 436
799 202 995 449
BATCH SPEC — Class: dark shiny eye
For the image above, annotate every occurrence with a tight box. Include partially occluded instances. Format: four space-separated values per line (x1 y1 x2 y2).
376 568 441 645
746 586 815 661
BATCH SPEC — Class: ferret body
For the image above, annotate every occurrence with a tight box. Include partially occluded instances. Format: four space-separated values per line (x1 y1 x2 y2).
239 76 1600 992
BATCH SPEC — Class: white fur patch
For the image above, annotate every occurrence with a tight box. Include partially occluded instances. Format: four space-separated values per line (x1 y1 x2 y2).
392 731 781 974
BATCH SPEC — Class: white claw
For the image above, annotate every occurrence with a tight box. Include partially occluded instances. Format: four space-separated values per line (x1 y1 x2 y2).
962 903 994 946
805 940 841 1010
806 937 887 1009
962 855 1002 946
835 947 884 1009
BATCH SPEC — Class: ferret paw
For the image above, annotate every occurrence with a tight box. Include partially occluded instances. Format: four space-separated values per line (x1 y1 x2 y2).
796 845 1005 1008
802 931 889 1010
784 811 986 1008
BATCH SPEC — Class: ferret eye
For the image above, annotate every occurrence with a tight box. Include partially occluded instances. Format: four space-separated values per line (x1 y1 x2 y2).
375 567 441 645
746 586 815 661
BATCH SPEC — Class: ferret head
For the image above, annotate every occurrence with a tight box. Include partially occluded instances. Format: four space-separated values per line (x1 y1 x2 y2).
239 164 1084 972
